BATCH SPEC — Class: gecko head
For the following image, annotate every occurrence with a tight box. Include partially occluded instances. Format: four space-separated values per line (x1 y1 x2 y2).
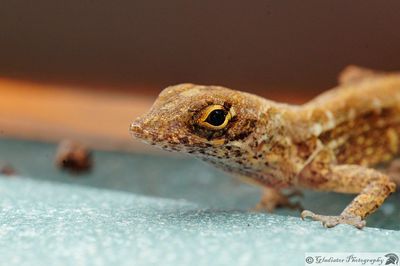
130 83 271 159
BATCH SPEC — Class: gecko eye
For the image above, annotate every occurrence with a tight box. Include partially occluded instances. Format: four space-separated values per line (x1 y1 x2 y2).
197 105 233 130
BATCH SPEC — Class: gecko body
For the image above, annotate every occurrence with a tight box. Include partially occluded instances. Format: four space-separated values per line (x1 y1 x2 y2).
130 66 400 228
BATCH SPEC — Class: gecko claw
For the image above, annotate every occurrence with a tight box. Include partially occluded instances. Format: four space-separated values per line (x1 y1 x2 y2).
301 210 366 229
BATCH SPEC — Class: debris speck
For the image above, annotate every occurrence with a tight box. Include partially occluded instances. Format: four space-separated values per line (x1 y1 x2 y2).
55 140 92 174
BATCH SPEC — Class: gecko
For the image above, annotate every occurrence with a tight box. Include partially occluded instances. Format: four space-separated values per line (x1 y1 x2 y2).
130 66 400 229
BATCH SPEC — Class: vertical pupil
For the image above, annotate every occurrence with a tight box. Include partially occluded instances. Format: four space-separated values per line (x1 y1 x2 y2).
206 109 226 126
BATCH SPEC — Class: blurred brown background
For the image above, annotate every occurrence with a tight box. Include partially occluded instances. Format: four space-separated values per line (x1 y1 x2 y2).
1 0 400 95
0 0 400 151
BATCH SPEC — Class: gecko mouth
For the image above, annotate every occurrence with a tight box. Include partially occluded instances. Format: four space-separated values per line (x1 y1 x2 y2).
130 122 168 148
130 120 204 149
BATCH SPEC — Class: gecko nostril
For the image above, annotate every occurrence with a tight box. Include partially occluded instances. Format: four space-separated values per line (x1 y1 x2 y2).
130 121 159 143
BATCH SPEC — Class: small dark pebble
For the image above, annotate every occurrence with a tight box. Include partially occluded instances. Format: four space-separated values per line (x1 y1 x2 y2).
55 140 92 174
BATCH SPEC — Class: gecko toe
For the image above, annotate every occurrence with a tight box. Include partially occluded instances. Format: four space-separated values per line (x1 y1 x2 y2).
300 210 316 220
300 210 366 229
287 190 304 198
340 214 366 229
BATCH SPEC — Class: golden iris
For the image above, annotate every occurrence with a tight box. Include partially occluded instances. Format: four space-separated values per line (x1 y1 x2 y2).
198 105 232 130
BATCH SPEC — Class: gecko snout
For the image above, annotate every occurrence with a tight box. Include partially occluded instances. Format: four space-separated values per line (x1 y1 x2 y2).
130 119 163 143
130 121 146 139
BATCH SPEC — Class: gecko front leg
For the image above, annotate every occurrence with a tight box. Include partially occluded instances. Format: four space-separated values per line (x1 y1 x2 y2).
299 164 396 228
253 187 303 212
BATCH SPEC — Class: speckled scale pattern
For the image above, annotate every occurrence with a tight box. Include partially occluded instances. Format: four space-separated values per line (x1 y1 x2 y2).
131 66 400 228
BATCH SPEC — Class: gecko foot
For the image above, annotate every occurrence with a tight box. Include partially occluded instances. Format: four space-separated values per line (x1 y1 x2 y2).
301 210 366 229
252 189 303 213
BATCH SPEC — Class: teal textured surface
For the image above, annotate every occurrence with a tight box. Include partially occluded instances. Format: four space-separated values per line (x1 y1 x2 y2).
0 177 399 266
0 139 399 266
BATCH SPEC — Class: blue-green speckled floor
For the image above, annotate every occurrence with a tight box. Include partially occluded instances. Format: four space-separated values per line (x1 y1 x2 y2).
0 138 399 266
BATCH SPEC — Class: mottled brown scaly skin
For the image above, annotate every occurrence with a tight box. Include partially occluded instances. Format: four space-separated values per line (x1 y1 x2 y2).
130 66 400 229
